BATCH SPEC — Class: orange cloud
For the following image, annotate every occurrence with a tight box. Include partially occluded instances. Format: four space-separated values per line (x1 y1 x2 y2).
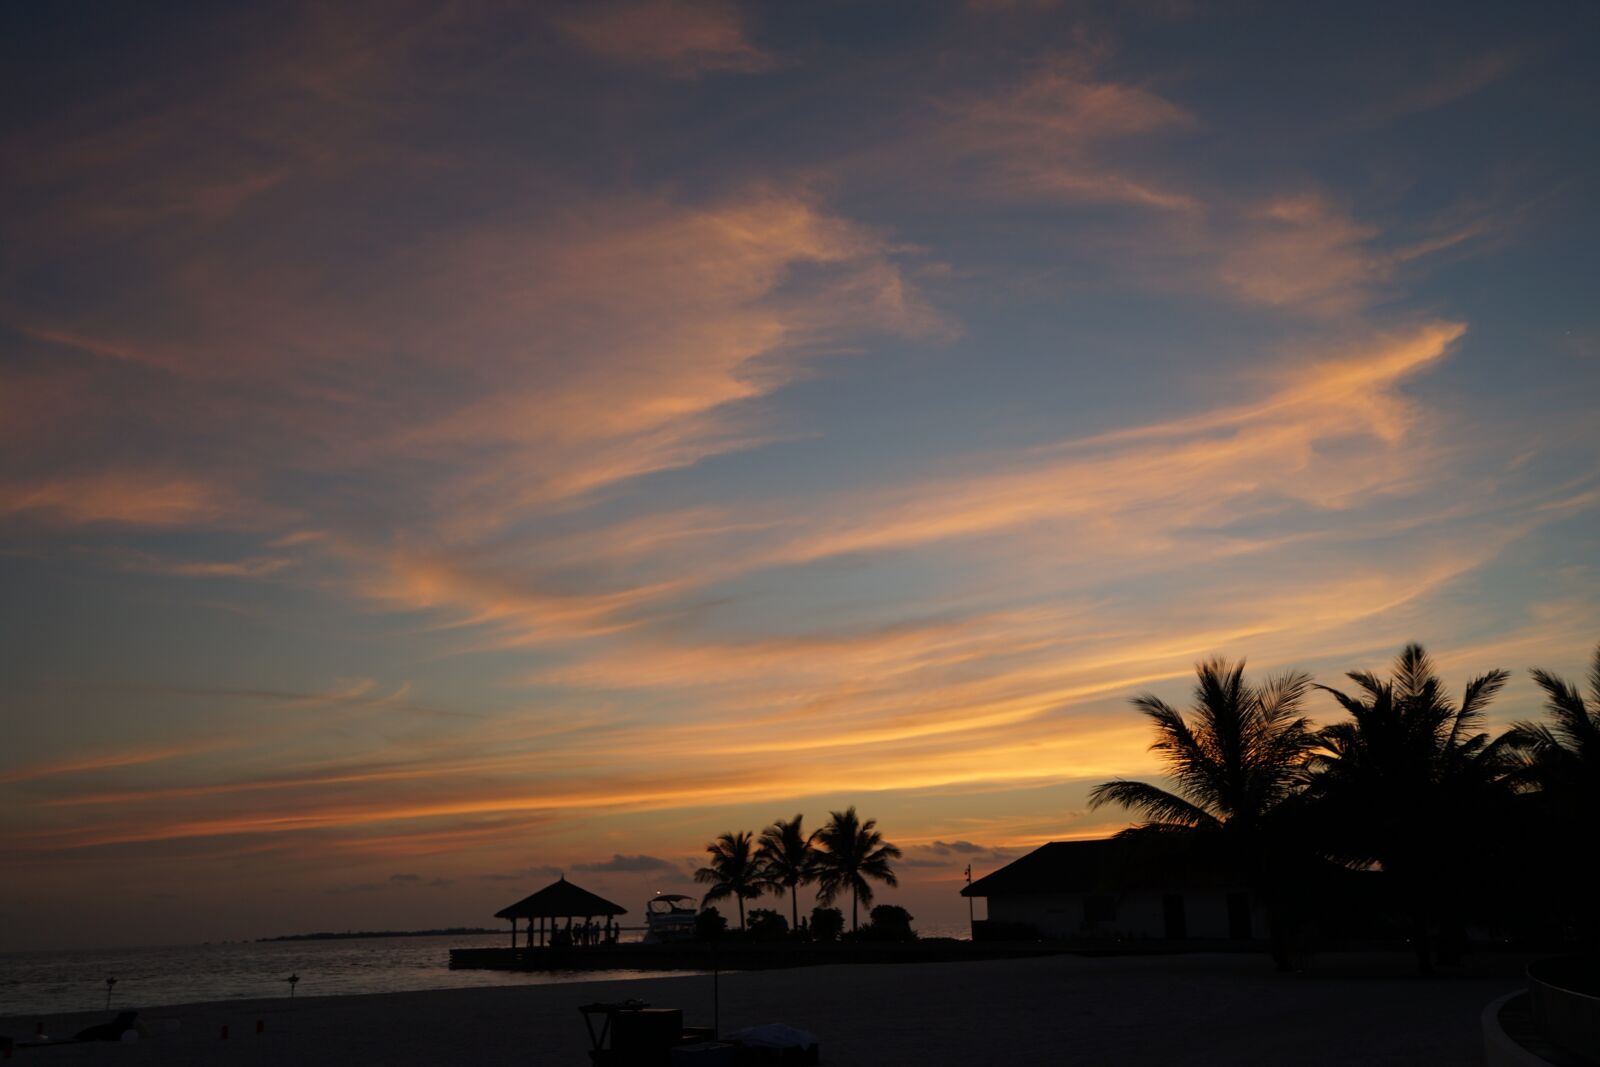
555 1 771 76
937 57 1198 210
248 321 1476 669
751 322 1464 566
0 741 228 785
108 551 292 578
0 473 231 527
1213 195 1388 316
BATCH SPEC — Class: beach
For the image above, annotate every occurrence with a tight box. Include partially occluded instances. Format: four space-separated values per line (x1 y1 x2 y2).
3 951 1528 1065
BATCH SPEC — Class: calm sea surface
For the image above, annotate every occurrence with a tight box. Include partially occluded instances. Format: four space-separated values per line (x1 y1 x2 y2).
2 924 970 1019
0 934 701 1019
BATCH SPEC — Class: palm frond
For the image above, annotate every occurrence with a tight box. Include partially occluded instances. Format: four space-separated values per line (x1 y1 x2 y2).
1452 668 1509 747
1529 668 1597 750
1590 642 1600 710
1394 643 1436 702
1343 670 1387 703
1089 779 1220 829
1258 670 1313 725
1316 683 1374 722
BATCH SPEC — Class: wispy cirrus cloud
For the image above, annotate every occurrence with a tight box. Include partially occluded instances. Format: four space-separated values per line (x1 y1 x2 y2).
553 0 772 76
573 854 681 874
1371 46 1530 122
931 52 1198 211
0 742 231 786
0 473 234 528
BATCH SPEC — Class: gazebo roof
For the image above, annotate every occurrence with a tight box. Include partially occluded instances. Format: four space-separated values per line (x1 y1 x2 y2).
494 876 628 919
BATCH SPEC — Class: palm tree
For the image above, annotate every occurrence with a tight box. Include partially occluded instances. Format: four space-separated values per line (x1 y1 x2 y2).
1089 658 1315 969
1502 643 1600 945
1090 659 1315 838
757 814 818 935
1308 643 1512 971
1506 642 1600 814
694 830 764 931
813 807 901 932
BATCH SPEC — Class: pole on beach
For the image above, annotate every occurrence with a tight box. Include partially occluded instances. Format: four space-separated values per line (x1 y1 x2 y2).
104 977 116 1011
965 865 974 936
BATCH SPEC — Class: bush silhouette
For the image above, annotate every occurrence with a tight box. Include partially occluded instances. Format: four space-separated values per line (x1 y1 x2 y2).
694 906 727 941
747 908 789 941
810 905 844 943
863 904 916 942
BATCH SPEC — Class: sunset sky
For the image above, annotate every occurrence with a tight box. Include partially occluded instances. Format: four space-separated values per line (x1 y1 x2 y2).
3 1 1597 951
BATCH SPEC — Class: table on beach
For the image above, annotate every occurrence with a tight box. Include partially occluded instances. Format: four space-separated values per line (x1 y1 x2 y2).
2 950 1531 1065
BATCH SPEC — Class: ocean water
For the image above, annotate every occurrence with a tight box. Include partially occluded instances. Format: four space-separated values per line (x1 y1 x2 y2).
2 923 971 1020
0 934 705 1020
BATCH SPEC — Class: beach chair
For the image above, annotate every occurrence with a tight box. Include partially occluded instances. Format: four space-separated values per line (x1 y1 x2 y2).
580 1001 716 1065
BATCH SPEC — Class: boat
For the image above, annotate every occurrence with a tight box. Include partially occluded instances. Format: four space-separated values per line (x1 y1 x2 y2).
642 894 698 943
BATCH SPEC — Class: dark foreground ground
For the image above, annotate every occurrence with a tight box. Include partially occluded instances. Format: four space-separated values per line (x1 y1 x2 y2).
1 950 1533 1066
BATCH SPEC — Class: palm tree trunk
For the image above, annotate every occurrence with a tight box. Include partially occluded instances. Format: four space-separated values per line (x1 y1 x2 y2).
738 897 746 932
1395 861 1433 974
790 884 799 935
1253 852 1296 973
851 886 858 932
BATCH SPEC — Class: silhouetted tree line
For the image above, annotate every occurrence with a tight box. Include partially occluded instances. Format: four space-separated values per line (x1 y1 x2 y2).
694 806 911 940
1091 642 1600 972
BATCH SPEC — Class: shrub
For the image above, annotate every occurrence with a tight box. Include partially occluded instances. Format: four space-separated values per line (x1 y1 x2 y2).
747 909 789 941
810 905 844 943
864 904 916 942
694 906 728 941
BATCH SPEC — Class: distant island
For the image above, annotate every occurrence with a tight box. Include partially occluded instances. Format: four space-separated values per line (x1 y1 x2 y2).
259 927 500 942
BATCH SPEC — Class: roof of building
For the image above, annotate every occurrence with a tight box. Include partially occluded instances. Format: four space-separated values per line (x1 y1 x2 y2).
962 836 1238 897
494 876 628 919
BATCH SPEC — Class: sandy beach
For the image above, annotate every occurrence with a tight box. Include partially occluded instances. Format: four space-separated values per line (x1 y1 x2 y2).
3 951 1529 1065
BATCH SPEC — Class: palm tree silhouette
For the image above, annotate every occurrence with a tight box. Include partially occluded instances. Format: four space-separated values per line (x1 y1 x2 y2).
1308 643 1511 971
1090 659 1314 837
694 830 764 932
1502 641 1600 944
1089 658 1315 968
757 814 818 935
814 807 901 932
1507 642 1600 813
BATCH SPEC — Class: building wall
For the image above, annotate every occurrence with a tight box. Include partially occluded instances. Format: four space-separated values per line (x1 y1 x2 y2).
987 890 1260 940
989 894 1091 938
1179 891 1252 939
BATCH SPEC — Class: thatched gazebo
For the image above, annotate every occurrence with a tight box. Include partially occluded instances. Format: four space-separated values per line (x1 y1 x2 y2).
495 876 628 948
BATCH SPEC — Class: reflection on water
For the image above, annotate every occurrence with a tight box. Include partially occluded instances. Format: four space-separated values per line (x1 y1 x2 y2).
2 924 971 1019
0 934 707 1019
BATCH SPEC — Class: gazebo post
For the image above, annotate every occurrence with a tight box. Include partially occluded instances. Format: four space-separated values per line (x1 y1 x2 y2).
508 916 516 949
